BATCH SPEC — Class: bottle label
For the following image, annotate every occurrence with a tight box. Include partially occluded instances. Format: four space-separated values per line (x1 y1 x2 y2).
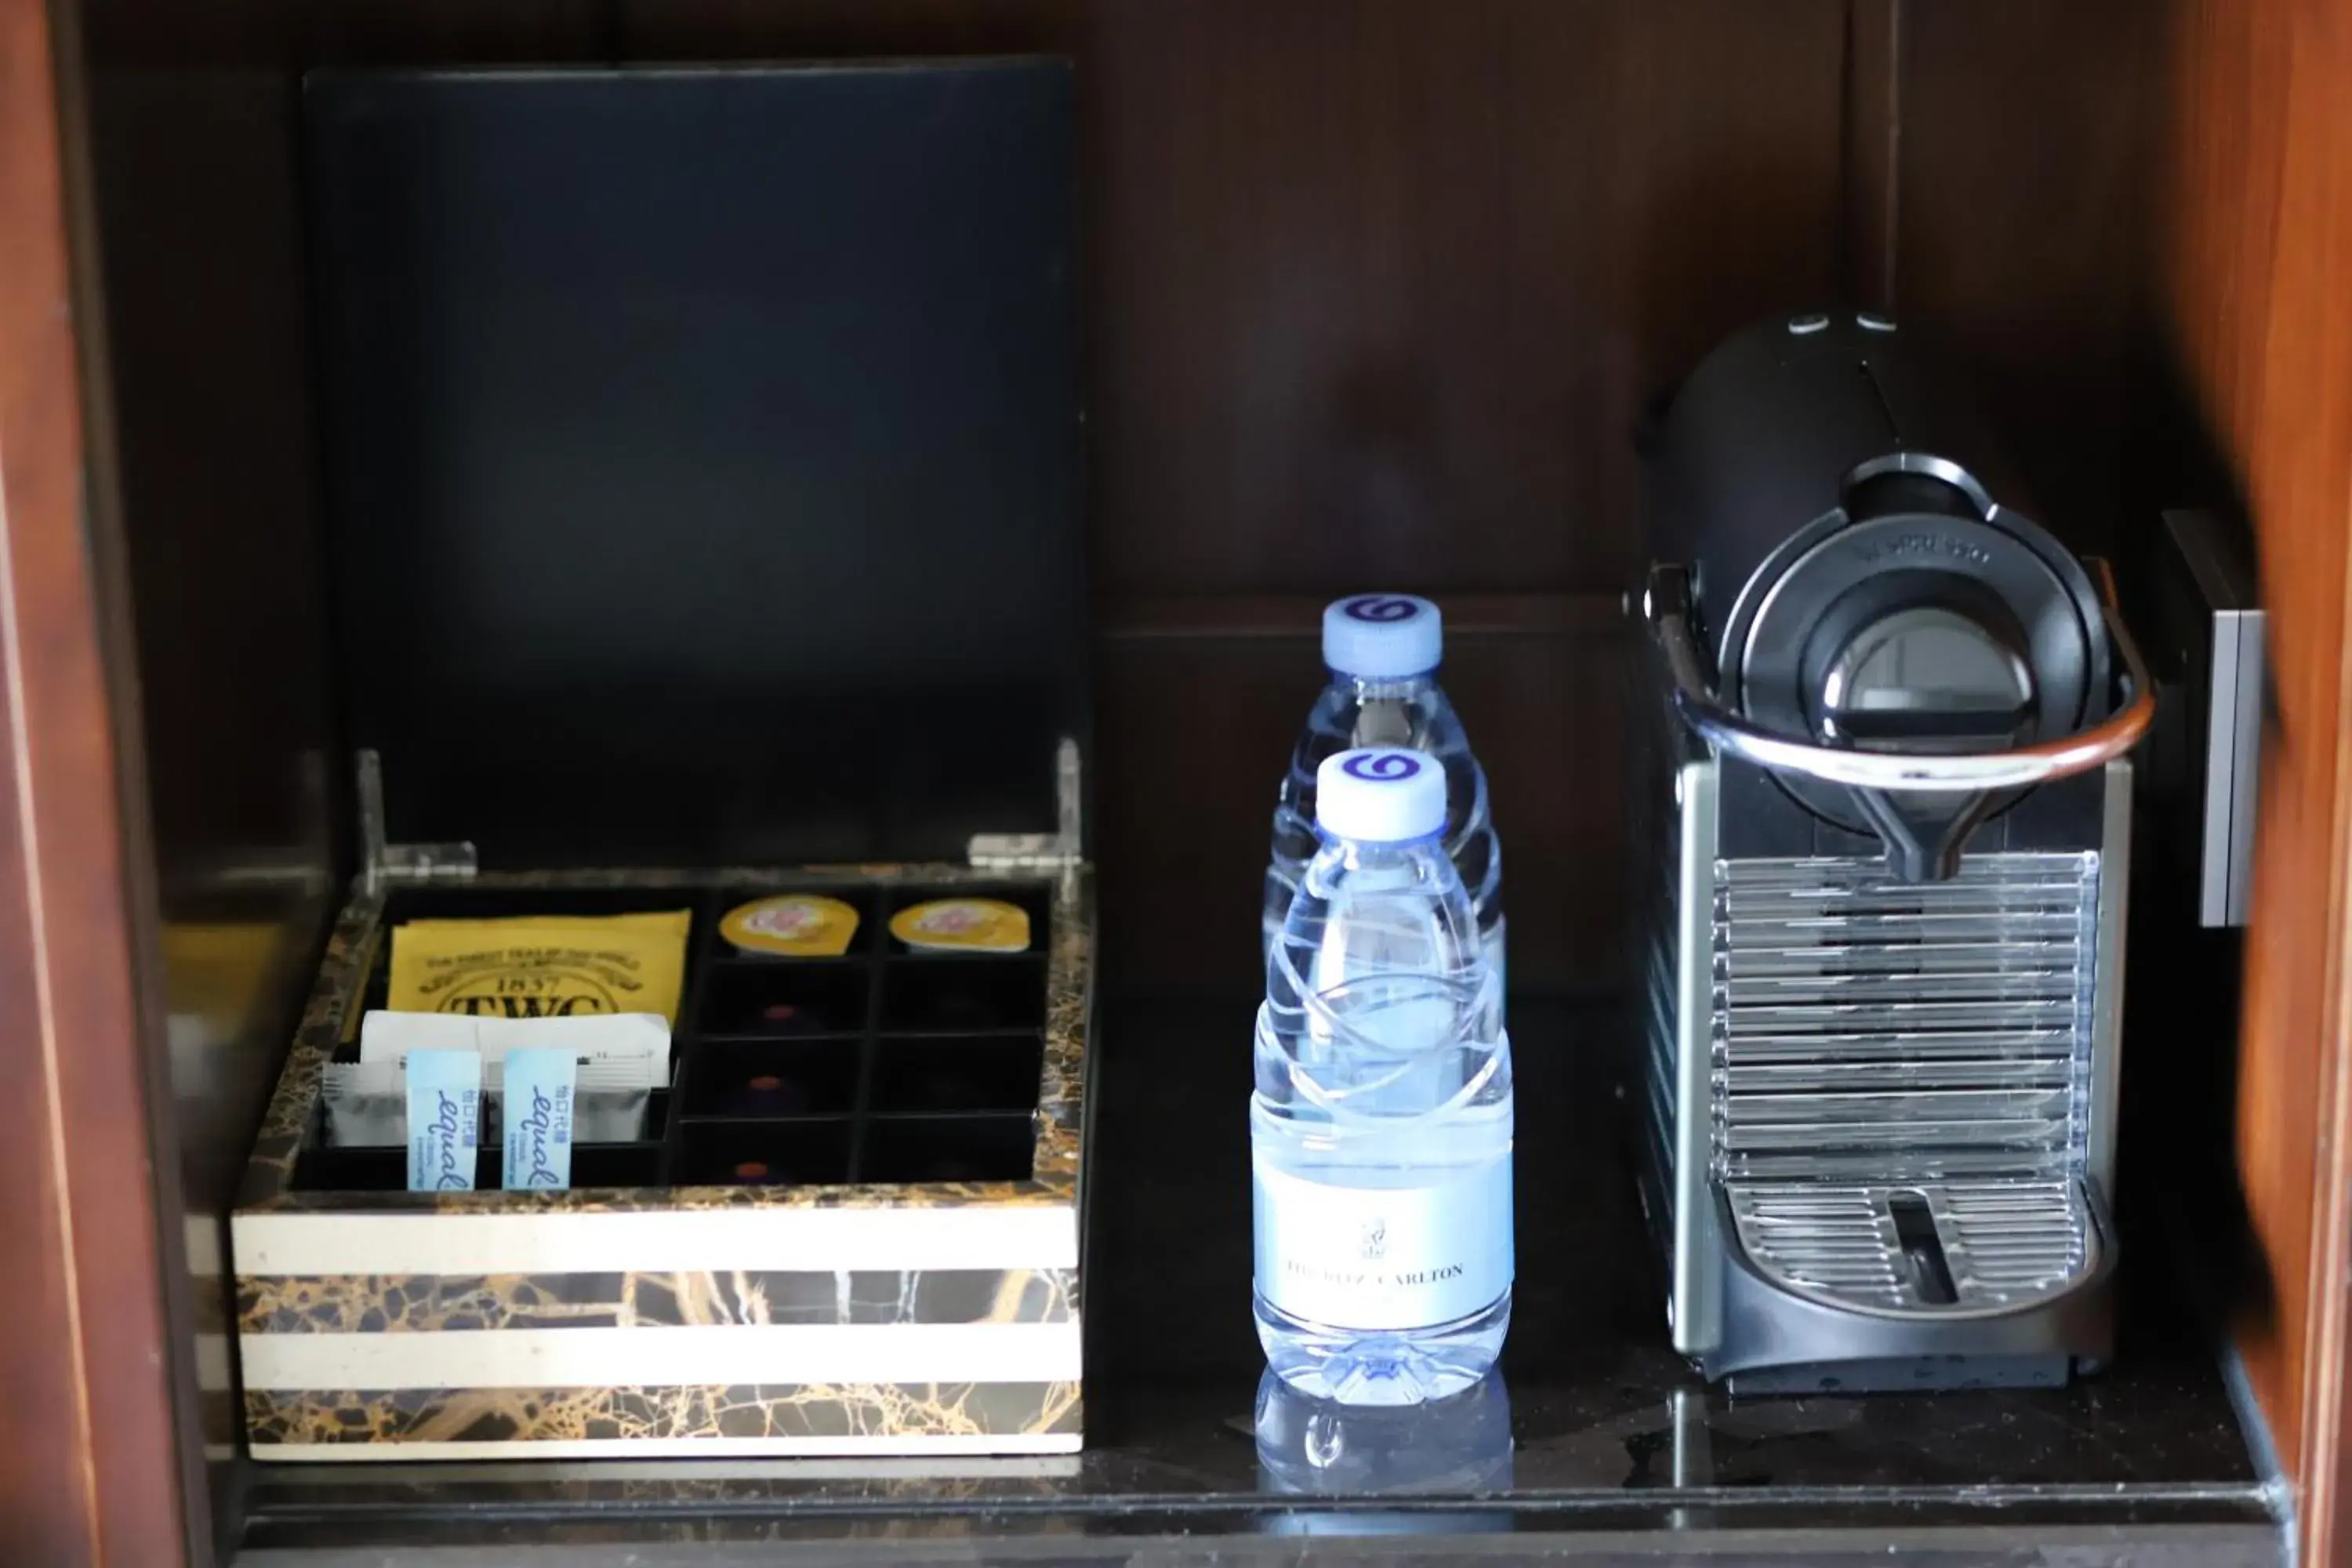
1254 1153 1513 1330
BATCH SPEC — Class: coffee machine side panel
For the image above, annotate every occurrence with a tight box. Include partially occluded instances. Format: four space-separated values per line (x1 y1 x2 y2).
2089 757 2133 1196
1668 756 1723 1358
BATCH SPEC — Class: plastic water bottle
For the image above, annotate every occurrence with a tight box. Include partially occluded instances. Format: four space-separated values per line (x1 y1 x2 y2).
1254 746 1514 1404
1264 594 1504 992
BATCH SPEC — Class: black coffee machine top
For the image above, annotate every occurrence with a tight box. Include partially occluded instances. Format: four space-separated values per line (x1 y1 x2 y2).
1645 313 2151 880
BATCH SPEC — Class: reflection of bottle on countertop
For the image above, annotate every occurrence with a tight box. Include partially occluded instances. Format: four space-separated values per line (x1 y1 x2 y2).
1255 1367 1513 1534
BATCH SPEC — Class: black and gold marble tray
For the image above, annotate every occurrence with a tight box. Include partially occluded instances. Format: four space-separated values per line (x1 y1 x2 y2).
230 864 1093 1461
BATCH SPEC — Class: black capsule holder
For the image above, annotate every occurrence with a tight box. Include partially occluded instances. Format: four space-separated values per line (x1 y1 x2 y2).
292 880 1053 1192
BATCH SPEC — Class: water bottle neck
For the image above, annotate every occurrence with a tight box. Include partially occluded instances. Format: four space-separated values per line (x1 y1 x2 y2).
1328 667 1439 704
1312 831 1450 877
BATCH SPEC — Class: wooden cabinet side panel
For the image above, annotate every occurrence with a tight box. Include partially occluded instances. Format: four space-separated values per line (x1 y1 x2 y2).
0 0 187 1560
2158 0 2352 1550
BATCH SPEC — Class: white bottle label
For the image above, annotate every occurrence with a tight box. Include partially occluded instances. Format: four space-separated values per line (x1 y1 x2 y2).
1254 1154 1513 1330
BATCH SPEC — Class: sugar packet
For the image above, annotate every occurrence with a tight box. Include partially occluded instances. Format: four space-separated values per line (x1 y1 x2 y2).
405 1049 481 1192
500 1047 575 1191
361 1011 666 1143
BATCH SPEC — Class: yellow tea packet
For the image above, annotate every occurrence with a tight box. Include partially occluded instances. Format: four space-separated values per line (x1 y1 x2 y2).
387 910 692 1023
889 898 1032 954
719 895 861 958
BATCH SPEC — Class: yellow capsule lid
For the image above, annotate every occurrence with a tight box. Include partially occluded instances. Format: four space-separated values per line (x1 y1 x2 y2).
889 898 1032 954
719 895 862 958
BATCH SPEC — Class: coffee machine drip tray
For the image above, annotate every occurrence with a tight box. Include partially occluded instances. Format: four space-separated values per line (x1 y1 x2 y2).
1726 1178 2100 1316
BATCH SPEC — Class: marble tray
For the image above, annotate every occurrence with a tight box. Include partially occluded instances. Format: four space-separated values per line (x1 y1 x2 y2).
230 864 1094 1461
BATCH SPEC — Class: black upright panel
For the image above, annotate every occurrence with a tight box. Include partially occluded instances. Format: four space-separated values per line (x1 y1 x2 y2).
306 64 1085 867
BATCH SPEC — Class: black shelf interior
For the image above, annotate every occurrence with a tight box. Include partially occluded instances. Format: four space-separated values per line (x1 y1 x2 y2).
291 880 1054 1192
241 996 2281 1563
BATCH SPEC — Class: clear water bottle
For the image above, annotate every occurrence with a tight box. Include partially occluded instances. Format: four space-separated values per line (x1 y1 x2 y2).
1264 594 1504 992
1254 746 1514 1405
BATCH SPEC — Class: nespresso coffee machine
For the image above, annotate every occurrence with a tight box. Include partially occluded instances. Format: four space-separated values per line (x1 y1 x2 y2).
1636 313 2154 1391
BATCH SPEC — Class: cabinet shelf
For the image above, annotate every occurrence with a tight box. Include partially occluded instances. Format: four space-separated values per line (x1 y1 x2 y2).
229 999 2278 1564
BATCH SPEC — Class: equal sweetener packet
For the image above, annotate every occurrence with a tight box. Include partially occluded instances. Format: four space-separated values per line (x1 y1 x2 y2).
325 1014 668 1148
500 1047 575 1192
405 1049 481 1192
363 1011 666 1143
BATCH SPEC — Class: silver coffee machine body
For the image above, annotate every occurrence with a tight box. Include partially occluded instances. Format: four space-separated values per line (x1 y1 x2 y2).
1638 314 2154 1392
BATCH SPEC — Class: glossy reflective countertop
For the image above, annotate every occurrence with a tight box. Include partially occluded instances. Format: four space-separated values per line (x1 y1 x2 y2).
235 997 2283 1565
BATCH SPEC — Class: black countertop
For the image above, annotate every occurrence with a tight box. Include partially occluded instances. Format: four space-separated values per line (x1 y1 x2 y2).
234 996 2285 1565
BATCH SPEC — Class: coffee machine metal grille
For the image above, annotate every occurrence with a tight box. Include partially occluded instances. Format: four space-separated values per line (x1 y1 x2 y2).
1712 852 2099 1182
1709 851 2103 1314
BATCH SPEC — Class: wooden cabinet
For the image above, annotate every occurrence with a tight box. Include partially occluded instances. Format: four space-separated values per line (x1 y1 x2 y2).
3 0 2350 1561
2160 5 2352 1540
0 0 194 1560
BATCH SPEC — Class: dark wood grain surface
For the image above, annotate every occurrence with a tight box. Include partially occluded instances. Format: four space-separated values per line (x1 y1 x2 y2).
78 47 350 1568
1894 0 2161 561
0 0 191 1560
1073 0 1848 598
1839 0 1900 312
2152 0 2352 1555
